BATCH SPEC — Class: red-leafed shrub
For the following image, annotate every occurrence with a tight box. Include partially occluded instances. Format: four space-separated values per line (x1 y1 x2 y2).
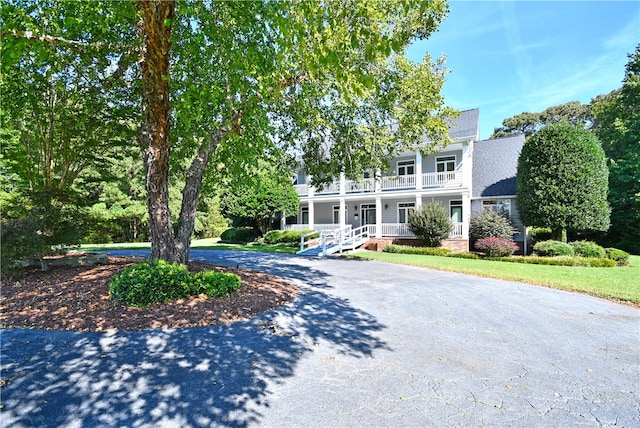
474 237 519 257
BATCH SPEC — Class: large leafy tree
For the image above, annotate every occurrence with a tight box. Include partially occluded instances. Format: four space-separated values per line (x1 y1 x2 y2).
591 44 640 254
3 0 455 264
491 101 592 139
516 122 610 241
219 161 299 236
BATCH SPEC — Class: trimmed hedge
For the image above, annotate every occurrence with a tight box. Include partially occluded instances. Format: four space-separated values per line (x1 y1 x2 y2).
445 251 480 259
384 244 452 256
533 240 575 257
570 240 606 258
263 229 317 245
110 260 240 307
605 248 630 266
486 256 616 267
220 227 258 244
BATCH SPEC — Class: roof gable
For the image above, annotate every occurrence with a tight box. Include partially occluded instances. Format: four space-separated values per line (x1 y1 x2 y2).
472 134 525 198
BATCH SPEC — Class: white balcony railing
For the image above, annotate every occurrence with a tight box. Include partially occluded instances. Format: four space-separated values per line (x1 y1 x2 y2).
284 223 349 232
295 171 463 196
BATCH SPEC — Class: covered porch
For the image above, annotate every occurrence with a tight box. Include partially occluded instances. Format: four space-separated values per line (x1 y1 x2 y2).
282 194 469 240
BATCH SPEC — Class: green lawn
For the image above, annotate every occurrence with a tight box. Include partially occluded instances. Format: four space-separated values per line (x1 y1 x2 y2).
347 251 640 305
81 238 299 254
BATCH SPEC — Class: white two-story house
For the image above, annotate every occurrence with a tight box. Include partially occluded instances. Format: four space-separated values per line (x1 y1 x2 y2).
284 108 526 252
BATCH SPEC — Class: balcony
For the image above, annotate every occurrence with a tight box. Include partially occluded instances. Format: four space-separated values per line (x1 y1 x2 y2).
295 171 463 196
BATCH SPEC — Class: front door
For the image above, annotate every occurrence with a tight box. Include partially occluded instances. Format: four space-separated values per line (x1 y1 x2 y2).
360 204 376 226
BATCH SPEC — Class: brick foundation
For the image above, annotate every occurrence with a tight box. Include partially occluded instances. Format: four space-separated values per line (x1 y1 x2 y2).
365 237 469 253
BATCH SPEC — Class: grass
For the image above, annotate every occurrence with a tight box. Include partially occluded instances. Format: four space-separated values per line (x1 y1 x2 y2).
347 251 640 305
80 238 299 254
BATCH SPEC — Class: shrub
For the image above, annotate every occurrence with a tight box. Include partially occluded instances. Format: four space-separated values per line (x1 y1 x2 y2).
384 244 452 256
263 229 317 245
220 227 258 244
489 255 615 267
469 210 514 239
474 237 519 257
569 240 606 258
533 240 575 257
407 203 453 247
445 251 480 259
110 260 240 307
529 227 553 243
605 248 630 266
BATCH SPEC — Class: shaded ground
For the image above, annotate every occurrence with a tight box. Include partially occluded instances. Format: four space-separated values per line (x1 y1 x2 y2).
0 256 298 332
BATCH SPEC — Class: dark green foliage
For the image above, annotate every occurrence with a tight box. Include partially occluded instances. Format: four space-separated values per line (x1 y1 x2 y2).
489 255 616 268
0 189 86 272
469 210 515 239
263 230 317 245
533 240 575 257
529 227 553 243
109 260 240 307
220 227 259 244
592 45 640 254
474 237 519 257
570 240 606 258
516 122 610 240
407 203 453 247
383 244 452 256
605 248 630 266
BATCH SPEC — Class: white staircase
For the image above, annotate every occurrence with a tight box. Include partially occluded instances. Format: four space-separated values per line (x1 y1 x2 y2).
297 226 371 256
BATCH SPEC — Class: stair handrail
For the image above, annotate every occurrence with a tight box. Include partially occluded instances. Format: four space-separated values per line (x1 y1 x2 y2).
299 230 320 253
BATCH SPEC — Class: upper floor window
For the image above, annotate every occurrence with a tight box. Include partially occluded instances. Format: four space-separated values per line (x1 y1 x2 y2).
483 199 511 217
398 160 415 176
436 155 456 173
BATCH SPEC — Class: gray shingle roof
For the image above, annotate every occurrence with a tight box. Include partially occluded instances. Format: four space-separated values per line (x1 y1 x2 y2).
472 134 525 198
448 108 479 140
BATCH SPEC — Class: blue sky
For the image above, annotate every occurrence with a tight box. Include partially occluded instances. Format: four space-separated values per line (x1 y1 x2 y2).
406 1 640 139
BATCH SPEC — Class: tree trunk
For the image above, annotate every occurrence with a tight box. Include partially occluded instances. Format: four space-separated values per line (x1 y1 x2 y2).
137 0 176 262
174 129 223 264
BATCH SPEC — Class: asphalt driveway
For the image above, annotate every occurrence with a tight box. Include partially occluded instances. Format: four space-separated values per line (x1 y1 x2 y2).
1 250 639 427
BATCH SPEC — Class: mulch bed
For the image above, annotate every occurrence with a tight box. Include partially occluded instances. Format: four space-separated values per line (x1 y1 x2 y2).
0 256 299 332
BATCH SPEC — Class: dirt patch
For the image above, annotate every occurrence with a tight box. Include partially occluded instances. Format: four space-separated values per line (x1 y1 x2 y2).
0 256 298 332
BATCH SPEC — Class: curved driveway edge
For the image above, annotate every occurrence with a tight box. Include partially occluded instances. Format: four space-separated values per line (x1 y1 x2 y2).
1 250 638 427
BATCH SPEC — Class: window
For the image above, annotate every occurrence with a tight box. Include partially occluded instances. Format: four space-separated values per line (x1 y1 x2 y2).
398 160 415 176
450 200 462 223
398 202 415 223
332 205 347 224
483 199 511 217
301 207 309 224
436 155 456 173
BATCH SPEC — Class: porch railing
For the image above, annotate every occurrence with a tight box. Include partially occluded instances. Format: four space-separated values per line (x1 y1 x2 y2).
295 171 464 196
367 222 463 238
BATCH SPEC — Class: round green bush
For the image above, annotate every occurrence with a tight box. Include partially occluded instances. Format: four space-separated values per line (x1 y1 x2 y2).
605 248 630 266
110 260 240 307
569 240 606 258
469 210 514 239
529 227 553 243
533 240 575 257
220 227 258 244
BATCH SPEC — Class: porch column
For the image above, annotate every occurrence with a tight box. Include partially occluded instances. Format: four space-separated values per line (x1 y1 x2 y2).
375 196 382 238
308 175 314 197
339 172 346 196
309 201 315 230
415 194 422 210
280 210 286 230
339 198 346 229
375 168 381 192
462 193 470 239
415 150 422 190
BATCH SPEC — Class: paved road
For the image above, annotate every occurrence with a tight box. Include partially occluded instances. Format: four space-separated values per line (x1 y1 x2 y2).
1 250 639 427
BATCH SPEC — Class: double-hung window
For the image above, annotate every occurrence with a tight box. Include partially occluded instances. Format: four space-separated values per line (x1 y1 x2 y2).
482 199 511 217
397 160 415 176
398 202 415 223
436 155 456 173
